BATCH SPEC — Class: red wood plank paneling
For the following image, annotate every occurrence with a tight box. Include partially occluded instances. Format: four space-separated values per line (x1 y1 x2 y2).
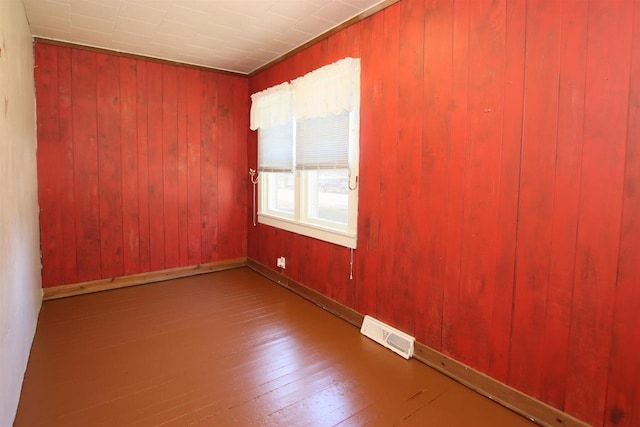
186 68 202 265
490 0 525 384
605 3 640 424
442 0 470 362
285 234 300 283
232 76 249 260
57 47 78 285
375 4 400 326
273 228 294 283
71 49 101 282
120 57 140 276
292 44 308 81
260 224 278 274
326 23 351 64
308 235 329 296
455 0 506 373
265 60 292 89
417 0 454 351
327 17 361 63
96 53 124 278
216 74 235 260
539 0 588 408
136 60 151 273
162 65 179 269
298 39 328 78
510 0 563 396
35 44 63 287
483 1 509 378
200 71 219 262
565 0 634 423
392 0 424 335
176 67 189 267
146 62 166 271
36 43 248 287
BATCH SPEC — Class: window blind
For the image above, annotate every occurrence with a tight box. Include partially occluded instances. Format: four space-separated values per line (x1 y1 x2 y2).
258 122 294 172
295 112 349 170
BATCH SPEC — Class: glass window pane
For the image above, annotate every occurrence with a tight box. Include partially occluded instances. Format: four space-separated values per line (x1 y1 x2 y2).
258 122 294 172
267 172 295 215
296 112 349 170
307 170 349 225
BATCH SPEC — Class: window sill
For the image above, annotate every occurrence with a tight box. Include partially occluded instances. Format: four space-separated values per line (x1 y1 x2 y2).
258 213 357 249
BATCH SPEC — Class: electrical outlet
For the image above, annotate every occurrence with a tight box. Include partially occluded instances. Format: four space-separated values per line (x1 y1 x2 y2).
277 256 286 269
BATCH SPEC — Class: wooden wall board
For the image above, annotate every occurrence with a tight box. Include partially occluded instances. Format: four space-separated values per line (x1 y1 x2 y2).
71 49 101 282
246 1 640 425
510 0 563 396
35 43 248 288
604 2 640 425
565 0 634 423
96 53 124 279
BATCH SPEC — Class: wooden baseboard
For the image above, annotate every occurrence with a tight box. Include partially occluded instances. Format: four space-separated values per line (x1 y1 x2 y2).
246 257 589 427
246 258 363 328
42 258 247 300
412 344 589 427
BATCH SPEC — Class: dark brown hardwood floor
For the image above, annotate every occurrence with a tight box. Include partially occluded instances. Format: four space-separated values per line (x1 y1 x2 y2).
15 267 537 426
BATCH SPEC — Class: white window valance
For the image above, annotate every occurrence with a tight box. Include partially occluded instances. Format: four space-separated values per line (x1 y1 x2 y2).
249 57 360 130
291 57 360 120
249 82 292 131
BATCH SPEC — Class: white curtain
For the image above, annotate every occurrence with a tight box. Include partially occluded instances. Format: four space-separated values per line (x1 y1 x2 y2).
291 57 360 120
249 82 292 131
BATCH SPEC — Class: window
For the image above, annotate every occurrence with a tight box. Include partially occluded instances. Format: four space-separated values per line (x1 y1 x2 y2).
250 58 360 249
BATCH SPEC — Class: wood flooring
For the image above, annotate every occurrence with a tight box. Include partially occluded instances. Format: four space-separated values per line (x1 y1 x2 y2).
16 267 537 426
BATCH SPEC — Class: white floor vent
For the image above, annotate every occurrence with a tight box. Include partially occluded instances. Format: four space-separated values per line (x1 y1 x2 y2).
360 315 415 359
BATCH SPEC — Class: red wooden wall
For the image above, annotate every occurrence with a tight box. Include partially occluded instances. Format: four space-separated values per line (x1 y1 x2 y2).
35 42 248 288
247 1 640 426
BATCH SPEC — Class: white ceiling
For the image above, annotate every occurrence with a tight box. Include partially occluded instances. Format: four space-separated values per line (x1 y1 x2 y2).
22 0 386 75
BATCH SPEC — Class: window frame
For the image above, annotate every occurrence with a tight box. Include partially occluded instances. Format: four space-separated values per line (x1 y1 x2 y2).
258 108 359 249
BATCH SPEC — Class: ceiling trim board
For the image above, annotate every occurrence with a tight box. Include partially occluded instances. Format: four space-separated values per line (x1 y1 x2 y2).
248 0 400 77
33 37 247 78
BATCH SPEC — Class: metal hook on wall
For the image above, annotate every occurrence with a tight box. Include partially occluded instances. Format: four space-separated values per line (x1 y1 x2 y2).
348 175 358 191
249 169 259 226
249 168 259 185
350 248 354 280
